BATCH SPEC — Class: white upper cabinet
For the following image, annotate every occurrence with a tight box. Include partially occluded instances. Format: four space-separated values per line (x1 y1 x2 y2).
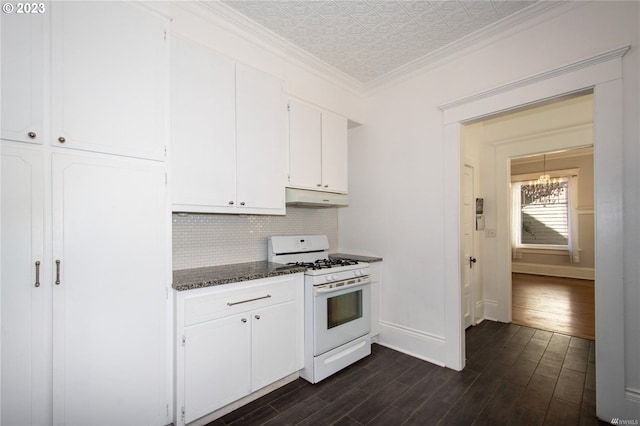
235 63 285 212
170 35 285 215
288 99 348 194
170 35 236 208
321 110 349 194
288 100 322 190
1 10 44 144
51 2 168 160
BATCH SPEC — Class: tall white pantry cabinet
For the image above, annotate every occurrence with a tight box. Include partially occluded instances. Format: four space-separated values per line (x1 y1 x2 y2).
1 3 170 425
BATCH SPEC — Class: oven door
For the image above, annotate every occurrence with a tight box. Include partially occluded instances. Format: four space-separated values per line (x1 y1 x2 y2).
313 278 371 356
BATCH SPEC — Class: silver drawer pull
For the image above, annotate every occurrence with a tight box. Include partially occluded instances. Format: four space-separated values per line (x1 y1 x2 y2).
227 294 271 306
55 260 61 285
35 261 41 287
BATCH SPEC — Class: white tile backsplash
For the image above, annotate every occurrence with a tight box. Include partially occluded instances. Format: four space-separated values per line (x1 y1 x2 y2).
172 207 339 270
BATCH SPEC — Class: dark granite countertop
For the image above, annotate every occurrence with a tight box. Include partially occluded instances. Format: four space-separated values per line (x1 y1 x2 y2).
330 253 383 263
173 261 306 291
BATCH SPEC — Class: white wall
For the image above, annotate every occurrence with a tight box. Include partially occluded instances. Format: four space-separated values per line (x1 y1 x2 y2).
339 0 639 417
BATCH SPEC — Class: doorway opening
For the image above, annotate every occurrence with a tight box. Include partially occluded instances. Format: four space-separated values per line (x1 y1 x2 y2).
460 92 595 338
445 46 628 419
510 147 595 340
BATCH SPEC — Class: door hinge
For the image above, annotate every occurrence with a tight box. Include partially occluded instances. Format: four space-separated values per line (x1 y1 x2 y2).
287 103 290 112
164 29 167 41
181 406 185 423
182 335 186 346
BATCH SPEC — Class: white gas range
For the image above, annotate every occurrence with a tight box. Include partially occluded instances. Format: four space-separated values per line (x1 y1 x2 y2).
268 235 371 383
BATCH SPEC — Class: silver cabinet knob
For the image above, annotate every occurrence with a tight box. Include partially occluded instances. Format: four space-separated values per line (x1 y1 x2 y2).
228 201 234 205
316 183 322 187
58 137 66 143
241 318 247 323
324 184 328 188
255 315 260 320
28 131 37 139
240 201 245 206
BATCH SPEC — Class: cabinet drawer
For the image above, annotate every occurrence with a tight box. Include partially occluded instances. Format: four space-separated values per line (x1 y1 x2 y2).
184 277 298 326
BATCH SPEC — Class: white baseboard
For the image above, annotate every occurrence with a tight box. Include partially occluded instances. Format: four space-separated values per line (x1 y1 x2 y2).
623 387 640 422
482 300 499 322
378 321 445 367
512 262 595 280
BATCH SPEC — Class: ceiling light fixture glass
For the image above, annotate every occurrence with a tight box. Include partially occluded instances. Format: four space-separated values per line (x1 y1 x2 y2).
521 154 564 205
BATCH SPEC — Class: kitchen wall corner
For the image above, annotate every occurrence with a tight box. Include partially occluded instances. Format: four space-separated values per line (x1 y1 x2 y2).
172 207 339 270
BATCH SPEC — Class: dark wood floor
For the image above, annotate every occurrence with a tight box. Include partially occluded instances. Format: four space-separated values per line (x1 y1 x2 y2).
512 273 595 340
207 321 607 426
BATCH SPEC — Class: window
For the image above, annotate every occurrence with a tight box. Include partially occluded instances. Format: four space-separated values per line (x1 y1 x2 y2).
511 169 580 262
517 179 569 248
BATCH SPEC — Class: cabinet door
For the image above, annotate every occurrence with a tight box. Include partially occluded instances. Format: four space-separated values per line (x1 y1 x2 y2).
321 111 349 193
1 145 51 425
51 153 168 426
51 2 167 160
0 11 44 144
236 64 285 213
288 99 322 190
184 315 251 424
251 301 299 391
170 35 236 209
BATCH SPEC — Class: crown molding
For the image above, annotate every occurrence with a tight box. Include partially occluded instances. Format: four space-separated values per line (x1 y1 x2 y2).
189 1 576 99
362 1 570 95
195 1 366 97
179 1 621 101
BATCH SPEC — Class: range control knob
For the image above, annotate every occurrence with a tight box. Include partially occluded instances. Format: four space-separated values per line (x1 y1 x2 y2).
354 270 362 277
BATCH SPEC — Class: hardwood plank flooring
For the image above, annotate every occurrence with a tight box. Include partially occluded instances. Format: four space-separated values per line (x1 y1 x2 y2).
512 273 595 340
206 321 608 426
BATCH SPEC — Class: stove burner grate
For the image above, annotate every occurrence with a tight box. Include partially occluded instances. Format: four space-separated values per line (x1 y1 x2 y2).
287 258 359 270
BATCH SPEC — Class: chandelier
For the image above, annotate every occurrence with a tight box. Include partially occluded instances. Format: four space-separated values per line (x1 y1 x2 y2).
521 154 565 205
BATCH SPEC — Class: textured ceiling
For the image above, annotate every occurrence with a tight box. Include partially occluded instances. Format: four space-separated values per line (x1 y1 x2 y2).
221 0 538 84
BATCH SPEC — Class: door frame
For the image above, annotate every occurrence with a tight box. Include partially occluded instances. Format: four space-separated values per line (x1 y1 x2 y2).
440 46 629 420
461 163 476 329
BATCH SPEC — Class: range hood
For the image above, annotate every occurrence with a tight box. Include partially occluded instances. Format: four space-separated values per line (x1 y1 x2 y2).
285 188 349 208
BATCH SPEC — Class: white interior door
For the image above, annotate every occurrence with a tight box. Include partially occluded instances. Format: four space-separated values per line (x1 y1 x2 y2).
462 164 475 329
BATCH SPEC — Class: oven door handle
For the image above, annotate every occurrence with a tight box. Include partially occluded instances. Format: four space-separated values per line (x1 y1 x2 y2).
315 280 370 295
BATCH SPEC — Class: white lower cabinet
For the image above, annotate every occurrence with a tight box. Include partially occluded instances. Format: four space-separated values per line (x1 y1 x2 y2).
176 274 304 425
1 145 49 425
1 143 169 426
51 152 168 425
184 314 251 423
